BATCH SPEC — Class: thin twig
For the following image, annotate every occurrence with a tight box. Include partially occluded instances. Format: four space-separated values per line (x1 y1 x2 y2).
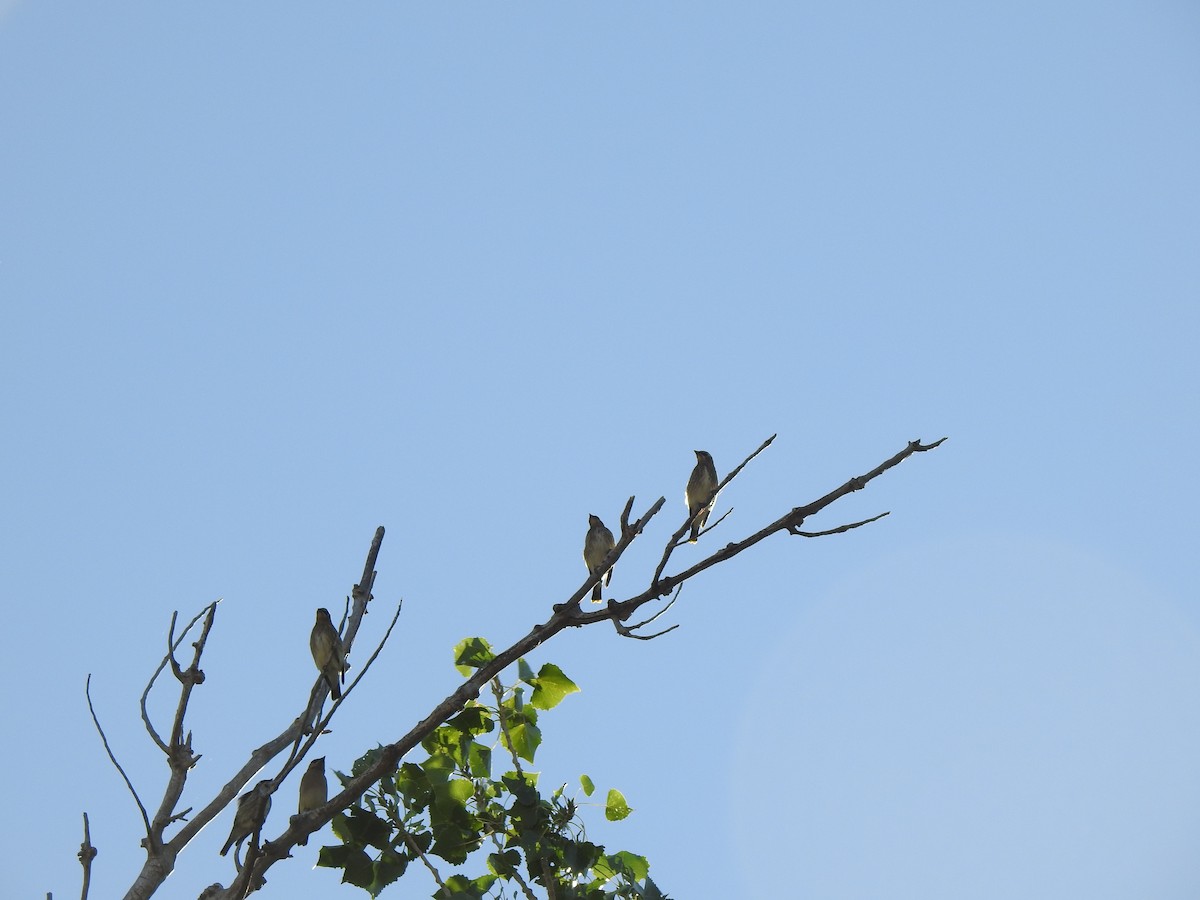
491 678 524 778
86 675 151 838
615 585 682 640
692 506 732 542
614 621 680 641
791 511 889 537
400 827 452 899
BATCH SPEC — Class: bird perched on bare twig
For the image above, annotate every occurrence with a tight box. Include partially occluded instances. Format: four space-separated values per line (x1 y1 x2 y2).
220 779 273 857
583 514 616 603
297 756 328 845
685 450 718 543
310 608 346 701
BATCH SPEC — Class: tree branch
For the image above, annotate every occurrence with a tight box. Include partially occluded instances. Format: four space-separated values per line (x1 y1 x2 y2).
120 529 394 900
86 675 151 839
652 434 776 586
230 436 946 892
77 812 97 900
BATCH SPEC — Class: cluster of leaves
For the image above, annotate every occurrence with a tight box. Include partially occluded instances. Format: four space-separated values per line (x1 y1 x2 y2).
315 637 668 899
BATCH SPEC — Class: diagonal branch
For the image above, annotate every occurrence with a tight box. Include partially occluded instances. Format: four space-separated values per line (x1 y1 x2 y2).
577 437 948 629
223 437 945 896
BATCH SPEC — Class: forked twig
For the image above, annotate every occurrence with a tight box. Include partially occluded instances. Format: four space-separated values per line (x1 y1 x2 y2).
653 434 776 586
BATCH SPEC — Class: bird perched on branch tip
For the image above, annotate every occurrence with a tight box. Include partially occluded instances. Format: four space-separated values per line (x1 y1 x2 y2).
220 779 273 857
310 608 346 701
583 514 616 603
685 450 718 543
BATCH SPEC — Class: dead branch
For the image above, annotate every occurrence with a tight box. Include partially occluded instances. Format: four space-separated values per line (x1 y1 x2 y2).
78 812 97 900
86 675 151 839
119 529 397 900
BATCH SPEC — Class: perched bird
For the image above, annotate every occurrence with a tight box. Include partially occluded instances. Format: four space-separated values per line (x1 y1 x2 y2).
685 450 718 543
583 514 616 603
220 779 273 857
297 757 328 846
310 608 346 701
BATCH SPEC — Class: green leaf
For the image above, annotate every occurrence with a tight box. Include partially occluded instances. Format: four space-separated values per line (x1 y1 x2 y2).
605 788 632 822
437 874 498 899
316 843 374 887
607 850 650 881
429 821 483 865
350 745 387 778
517 658 536 683
368 850 408 895
467 740 492 778
395 762 433 810
487 848 522 876
335 807 393 849
315 843 362 869
449 705 495 736
453 637 496 675
529 663 580 710
505 721 542 764
641 875 668 899
580 774 595 796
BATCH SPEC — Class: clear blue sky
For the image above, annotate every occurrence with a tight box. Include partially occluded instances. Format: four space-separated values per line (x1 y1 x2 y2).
3 2 1199 898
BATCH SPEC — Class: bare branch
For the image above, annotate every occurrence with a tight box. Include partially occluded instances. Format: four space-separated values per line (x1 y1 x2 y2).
692 506 732 542
618 495 636 537
113 438 945 899
86 675 151 838
615 621 680 641
555 497 666 613
140 605 211 755
789 511 890 537
287 600 406 798
653 434 776 586
615 584 681 640
579 436 949 632
78 812 97 900
119 528 394 900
